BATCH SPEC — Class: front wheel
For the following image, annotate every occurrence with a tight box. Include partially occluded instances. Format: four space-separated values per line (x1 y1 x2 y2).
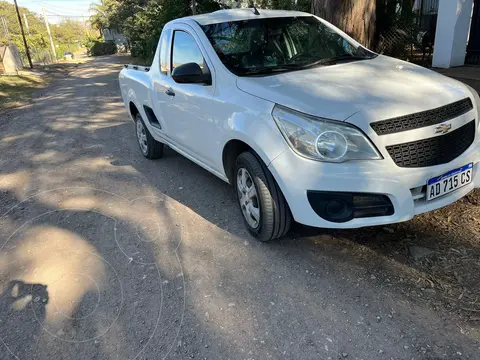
135 113 164 160
234 152 292 242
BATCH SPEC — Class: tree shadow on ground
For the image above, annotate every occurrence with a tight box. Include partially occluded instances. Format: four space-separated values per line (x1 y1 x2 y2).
0 55 479 359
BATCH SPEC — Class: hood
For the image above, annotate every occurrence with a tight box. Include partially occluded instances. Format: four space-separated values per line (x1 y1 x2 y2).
236 55 472 122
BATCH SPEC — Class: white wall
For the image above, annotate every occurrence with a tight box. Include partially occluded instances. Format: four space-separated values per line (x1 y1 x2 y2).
2 45 23 73
433 0 474 68
102 28 127 45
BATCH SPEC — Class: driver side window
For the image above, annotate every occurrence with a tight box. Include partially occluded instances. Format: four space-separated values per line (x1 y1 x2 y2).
171 30 207 73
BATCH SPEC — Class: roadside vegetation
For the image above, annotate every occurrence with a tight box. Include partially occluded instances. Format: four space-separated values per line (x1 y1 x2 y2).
0 1 94 110
88 0 421 63
0 73 46 109
89 0 434 70
0 62 83 110
88 0 311 62
0 1 93 64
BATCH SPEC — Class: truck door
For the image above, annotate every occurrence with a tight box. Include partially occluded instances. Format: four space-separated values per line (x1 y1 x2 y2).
150 28 172 139
159 24 218 170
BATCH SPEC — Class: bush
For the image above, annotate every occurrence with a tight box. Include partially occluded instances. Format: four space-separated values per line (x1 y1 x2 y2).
57 43 80 57
89 41 117 56
31 48 54 65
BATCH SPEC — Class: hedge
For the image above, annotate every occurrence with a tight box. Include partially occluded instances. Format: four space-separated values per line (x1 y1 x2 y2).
89 42 117 56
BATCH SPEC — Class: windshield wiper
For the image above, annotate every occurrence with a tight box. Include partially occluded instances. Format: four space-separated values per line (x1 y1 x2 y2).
319 54 375 65
240 65 305 76
296 58 329 69
238 54 372 75
278 54 375 71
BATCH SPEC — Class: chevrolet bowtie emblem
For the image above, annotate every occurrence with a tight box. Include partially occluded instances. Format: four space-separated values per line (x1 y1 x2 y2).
435 123 452 134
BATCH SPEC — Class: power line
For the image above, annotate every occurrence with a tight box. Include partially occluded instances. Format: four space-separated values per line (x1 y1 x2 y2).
32 0 87 15
44 9 60 15
44 14 88 17
43 8 88 18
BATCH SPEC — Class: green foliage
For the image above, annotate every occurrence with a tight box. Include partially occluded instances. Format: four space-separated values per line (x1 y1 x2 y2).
87 0 233 62
257 0 311 12
51 19 86 45
89 0 122 34
129 0 190 61
89 41 117 56
87 0 311 62
83 35 100 50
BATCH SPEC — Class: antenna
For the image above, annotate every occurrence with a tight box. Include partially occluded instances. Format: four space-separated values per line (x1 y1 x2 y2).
248 1 260 15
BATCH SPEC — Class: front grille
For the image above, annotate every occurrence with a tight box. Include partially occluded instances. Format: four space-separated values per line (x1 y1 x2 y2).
386 120 476 168
371 98 473 135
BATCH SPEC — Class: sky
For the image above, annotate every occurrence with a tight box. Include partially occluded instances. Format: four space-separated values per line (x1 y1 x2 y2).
6 0 100 24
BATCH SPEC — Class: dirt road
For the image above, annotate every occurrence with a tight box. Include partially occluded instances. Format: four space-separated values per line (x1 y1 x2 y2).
0 56 479 360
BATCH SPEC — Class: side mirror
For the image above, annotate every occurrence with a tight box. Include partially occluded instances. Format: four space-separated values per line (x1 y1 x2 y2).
172 62 212 85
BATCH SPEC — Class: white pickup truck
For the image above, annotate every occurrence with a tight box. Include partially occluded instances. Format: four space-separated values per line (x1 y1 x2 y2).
119 8 480 241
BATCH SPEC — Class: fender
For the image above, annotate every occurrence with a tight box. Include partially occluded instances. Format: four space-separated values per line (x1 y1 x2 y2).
224 111 287 168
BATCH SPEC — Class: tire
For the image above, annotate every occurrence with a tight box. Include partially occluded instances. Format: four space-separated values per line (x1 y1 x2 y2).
234 151 292 242
135 113 164 159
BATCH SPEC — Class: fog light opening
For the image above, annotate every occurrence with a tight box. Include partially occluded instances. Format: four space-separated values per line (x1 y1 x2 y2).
307 191 395 223
325 199 352 221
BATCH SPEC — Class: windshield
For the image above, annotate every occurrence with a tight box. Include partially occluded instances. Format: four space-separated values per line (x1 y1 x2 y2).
201 16 376 76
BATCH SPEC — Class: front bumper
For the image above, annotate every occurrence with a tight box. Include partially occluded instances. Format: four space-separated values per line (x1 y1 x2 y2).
268 140 480 228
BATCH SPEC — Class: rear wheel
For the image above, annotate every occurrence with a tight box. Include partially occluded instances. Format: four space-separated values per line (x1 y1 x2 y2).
234 152 292 242
135 113 164 159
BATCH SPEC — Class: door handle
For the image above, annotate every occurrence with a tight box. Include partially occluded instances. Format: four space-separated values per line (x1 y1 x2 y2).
165 88 175 97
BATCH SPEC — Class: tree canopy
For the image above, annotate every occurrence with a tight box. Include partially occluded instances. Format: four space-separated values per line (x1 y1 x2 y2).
88 0 310 61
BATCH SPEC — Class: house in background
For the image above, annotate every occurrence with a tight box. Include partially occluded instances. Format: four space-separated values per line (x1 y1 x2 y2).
0 45 23 74
102 28 128 53
102 28 127 45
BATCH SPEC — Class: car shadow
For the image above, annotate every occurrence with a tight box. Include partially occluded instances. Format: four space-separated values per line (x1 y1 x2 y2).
1 54 479 358
106 122 480 327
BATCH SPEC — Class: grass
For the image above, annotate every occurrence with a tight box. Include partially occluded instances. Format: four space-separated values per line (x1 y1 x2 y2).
0 54 91 111
0 73 49 110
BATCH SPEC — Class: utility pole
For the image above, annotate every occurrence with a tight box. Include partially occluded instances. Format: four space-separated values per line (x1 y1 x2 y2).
0 16 9 42
42 8 57 63
23 13 30 36
13 0 33 68
192 0 196 15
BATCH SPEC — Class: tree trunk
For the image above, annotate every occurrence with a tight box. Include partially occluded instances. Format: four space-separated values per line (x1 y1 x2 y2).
311 0 376 49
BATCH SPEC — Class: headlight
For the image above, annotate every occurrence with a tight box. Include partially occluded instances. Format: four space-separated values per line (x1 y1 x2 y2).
465 85 480 134
466 84 480 107
272 105 382 162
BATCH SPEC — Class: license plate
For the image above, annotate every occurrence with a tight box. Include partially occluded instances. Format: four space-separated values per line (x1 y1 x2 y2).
427 163 473 201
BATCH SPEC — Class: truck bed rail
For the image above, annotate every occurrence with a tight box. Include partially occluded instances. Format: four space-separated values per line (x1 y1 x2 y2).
124 64 150 72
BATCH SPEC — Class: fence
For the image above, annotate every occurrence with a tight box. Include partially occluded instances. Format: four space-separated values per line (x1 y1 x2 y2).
416 0 439 31
466 0 480 65
375 0 439 66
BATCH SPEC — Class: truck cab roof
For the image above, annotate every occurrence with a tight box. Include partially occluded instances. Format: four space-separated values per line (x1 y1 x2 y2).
177 8 311 26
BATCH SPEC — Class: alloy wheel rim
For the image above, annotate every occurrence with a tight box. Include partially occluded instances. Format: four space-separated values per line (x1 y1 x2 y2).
237 168 260 229
136 120 148 155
